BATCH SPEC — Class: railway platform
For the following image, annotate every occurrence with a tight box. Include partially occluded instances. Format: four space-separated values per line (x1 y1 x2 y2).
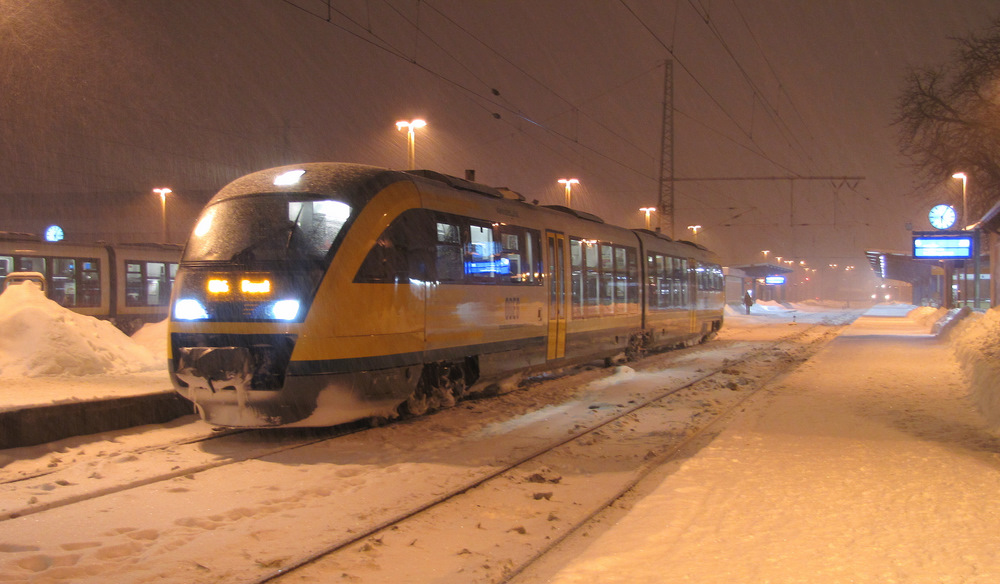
0 375 191 450
518 303 997 583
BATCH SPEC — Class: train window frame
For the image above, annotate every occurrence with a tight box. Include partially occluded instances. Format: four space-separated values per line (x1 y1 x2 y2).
356 210 541 287
496 224 542 285
355 209 434 284
571 239 638 319
124 259 176 307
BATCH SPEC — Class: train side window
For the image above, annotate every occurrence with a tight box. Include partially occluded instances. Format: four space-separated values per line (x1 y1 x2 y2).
614 246 627 314
678 258 689 305
600 244 614 315
125 262 144 306
646 254 657 311
570 238 584 318
625 247 638 314
147 262 168 306
497 226 541 285
79 259 100 307
465 222 498 283
436 218 464 282
51 258 77 306
18 256 45 274
0 256 9 289
355 209 434 284
584 241 599 317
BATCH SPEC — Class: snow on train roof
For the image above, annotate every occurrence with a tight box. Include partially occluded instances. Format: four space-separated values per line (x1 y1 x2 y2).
0 282 160 378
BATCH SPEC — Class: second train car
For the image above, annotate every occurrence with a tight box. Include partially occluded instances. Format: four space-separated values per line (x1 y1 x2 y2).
168 163 724 427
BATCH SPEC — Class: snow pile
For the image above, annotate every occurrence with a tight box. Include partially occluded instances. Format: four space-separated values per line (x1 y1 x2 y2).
949 308 1000 427
132 319 169 362
907 305 947 327
0 282 161 377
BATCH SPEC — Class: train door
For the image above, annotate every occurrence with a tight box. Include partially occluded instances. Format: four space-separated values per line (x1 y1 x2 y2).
688 257 698 332
546 232 567 360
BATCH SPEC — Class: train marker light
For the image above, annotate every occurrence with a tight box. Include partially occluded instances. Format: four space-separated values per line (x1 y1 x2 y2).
241 278 272 294
274 169 305 186
207 279 231 294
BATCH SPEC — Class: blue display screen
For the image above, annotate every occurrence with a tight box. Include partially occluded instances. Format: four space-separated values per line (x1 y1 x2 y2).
913 236 973 259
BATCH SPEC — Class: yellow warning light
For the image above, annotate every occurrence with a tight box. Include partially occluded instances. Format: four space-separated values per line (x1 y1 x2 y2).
207 279 231 294
241 279 272 294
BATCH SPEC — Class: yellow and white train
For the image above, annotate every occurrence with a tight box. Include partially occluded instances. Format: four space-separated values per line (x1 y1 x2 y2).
168 163 724 427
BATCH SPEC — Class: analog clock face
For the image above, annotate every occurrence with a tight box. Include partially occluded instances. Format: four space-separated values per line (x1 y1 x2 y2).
44 225 64 242
928 204 957 230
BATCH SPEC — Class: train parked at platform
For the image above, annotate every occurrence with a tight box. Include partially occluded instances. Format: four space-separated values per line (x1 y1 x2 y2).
0 233 181 333
167 163 725 427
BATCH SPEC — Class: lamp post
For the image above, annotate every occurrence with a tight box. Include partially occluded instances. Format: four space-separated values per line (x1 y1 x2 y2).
153 187 172 242
639 207 656 229
687 225 701 242
952 172 967 228
558 178 579 207
396 119 427 170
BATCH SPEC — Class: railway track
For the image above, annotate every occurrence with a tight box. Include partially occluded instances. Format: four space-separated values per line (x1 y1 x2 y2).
0 423 368 522
0 313 856 583
249 314 856 583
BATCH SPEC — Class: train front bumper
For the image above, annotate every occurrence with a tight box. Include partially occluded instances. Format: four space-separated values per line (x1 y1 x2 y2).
170 333 419 427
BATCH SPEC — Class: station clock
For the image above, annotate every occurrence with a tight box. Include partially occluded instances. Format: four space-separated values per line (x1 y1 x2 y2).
928 204 957 230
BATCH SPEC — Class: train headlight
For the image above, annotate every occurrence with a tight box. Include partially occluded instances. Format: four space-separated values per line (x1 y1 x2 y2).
269 299 300 321
174 298 210 320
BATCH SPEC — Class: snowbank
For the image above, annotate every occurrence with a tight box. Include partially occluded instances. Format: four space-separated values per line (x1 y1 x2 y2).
907 305 946 327
0 282 161 377
132 319 169 362
949 308 1000 427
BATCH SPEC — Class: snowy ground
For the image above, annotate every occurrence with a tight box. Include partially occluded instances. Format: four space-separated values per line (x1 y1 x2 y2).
4 283 1000 582
515 304 1000 584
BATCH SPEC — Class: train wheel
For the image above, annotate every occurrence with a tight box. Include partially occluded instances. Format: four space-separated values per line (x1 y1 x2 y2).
403 362 468 417
625 332 647 362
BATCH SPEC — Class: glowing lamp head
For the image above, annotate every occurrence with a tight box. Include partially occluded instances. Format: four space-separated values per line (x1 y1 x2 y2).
273 169 305 186
396 119 427 131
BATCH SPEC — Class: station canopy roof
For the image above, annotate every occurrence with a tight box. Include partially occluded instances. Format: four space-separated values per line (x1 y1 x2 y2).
865 250 941 284
729 263 795 279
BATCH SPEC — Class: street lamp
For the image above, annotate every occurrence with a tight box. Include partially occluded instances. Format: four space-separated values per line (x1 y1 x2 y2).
761 250 770 261
687 225 702 242
396 119 427 170
153 187 172 242
952 172 967 228
639 207 656 229
558 178 579 207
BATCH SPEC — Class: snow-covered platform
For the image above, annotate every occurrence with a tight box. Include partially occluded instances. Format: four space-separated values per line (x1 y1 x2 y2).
521 305 1000 583
0 375 191 450
0 284 192 449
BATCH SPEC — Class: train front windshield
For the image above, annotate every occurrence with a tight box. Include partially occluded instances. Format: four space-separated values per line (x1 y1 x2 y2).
184 195 352 265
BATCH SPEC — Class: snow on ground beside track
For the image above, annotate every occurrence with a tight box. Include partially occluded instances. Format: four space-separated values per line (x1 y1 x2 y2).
518 305 1000 584
0 282 160 378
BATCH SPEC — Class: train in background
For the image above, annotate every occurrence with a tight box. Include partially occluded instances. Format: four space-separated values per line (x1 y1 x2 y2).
0 232 182 333
167 163 725 428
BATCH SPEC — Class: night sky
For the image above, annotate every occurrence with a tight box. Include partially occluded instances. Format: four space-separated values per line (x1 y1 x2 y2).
2 0 998 270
